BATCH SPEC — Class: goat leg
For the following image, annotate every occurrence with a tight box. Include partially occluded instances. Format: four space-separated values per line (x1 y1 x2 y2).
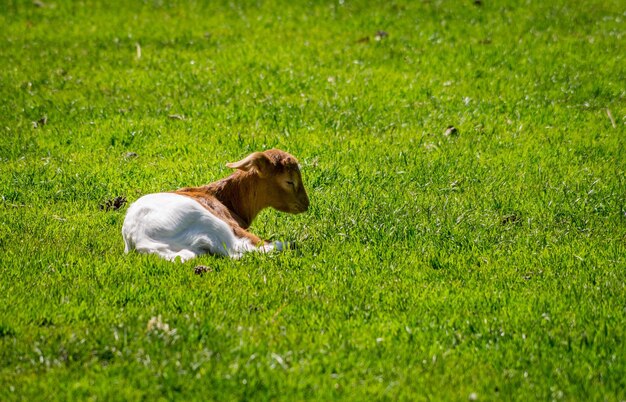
232 226 294 253
233 227 268 248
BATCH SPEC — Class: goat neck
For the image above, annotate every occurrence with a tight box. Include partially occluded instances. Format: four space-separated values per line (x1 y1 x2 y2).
204 170 268 229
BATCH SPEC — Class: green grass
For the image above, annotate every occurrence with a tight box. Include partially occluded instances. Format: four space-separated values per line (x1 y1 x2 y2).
1 0 625 399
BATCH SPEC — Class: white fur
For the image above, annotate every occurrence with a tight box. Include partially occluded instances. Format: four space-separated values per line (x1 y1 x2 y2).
122 193 276 262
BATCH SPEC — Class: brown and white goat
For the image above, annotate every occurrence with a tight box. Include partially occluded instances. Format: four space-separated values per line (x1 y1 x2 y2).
122 149 309 261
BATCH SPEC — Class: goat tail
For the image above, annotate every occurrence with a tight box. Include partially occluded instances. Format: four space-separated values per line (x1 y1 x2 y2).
121 221 133 254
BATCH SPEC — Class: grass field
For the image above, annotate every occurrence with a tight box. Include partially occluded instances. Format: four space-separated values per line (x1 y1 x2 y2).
1 0 625 400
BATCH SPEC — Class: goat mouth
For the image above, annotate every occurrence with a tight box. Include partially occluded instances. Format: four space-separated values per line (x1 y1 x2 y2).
291 203 309 214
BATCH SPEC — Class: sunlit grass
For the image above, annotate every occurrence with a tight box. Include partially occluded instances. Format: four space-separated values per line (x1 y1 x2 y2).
1 0 625 400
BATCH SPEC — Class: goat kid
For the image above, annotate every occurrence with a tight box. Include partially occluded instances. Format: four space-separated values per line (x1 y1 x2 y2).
122 149 309 261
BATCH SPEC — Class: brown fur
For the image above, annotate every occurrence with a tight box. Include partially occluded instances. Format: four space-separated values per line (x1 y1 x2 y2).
175 149 309 247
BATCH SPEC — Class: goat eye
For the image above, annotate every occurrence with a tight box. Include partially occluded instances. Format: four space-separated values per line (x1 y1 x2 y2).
286 180 295 187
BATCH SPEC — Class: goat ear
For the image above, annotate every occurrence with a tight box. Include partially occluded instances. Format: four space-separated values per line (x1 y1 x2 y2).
226 152 271 177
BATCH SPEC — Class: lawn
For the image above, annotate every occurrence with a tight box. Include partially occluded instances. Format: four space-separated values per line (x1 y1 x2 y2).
1 0 625 400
